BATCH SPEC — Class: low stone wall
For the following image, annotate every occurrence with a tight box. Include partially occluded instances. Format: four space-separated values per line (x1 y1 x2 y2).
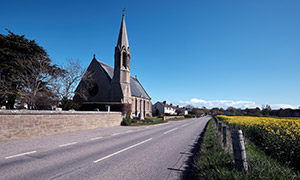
0 110 122 141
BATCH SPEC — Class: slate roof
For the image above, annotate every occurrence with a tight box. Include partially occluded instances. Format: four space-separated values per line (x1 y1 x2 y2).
156 101 176 109
96 60 151 100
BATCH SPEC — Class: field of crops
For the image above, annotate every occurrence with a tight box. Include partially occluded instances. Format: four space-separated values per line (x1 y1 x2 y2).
218 115 300 172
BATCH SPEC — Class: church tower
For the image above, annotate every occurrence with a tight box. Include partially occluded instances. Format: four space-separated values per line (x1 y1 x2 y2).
111 13 132 103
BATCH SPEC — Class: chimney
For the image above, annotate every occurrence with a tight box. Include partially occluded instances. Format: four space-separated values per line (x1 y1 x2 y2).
163 101 166 105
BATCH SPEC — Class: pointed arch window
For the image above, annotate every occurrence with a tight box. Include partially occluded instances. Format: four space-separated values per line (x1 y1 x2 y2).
123 52 127 68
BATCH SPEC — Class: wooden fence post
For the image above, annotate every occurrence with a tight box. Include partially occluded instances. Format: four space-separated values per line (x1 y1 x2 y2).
218 122 222 132
223 126 227 147
231 130 248 172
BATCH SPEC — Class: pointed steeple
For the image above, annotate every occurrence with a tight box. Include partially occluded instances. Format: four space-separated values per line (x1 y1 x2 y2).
117 14 129 49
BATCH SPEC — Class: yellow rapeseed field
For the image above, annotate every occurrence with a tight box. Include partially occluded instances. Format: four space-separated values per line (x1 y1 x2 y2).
218 115 300 140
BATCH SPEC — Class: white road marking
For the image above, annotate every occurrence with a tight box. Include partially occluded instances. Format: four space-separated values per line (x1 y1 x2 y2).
5 151 37 159
90 137 103 141
112 133 121 136
59 142 77 147
93 138 152 163
164 128 178 135
145 126 150 129
181 124 188 127
126 130 133 133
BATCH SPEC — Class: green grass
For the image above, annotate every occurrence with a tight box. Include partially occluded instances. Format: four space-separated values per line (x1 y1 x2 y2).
130 116 192 126
146 116 163 121
191 119 300 180
130 117 166 126
167 117 190 121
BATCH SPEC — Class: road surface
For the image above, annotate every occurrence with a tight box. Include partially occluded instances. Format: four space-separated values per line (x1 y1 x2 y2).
0 116 210 180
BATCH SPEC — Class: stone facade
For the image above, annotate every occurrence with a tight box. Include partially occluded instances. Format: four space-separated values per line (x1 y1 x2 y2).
0 110 122 141
131 96 152 118
74 14 152 118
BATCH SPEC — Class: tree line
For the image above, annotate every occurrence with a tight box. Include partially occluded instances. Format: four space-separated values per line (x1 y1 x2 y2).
0 30 86 110
188 105 300 117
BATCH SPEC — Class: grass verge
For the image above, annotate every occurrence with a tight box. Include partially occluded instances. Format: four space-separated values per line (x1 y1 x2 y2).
130 119 167 126
167 117 191 121
130 116 192 126
190 119 300 180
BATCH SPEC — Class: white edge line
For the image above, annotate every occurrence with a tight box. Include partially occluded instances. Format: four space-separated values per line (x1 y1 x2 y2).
5 151 37 159
93 138 152 163
164 127 178 135
59 142 77 147
90 137 103 141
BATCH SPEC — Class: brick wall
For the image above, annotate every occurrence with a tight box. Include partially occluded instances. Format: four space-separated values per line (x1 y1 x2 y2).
0 110 122 141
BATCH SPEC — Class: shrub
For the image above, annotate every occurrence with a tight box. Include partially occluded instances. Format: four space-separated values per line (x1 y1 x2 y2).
60 97 79 110
121 116 132 126
158 113 165 118
184 114 193 118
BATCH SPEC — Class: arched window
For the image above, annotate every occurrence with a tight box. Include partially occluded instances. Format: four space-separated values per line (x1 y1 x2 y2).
123 52 127 68
135 98 138 116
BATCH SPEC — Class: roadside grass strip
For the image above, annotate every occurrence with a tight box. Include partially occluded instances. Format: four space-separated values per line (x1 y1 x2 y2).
191 119 300 180
93 138 152 163
5 151 37 159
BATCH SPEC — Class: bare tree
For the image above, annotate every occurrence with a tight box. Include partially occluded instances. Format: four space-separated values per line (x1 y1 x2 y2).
54 58 94 110
16 56 62 109
55 59 86 100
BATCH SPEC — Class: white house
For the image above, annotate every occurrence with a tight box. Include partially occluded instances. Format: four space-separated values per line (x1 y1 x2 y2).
152 101 177 115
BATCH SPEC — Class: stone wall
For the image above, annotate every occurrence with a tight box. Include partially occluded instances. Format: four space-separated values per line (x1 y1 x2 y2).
0 110 122 141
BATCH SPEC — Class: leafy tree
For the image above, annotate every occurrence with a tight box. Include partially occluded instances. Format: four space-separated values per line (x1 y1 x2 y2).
0 29 62 109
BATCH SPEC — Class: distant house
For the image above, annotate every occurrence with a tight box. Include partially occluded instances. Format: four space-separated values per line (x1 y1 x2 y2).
175 106 188 116
152 101 177 115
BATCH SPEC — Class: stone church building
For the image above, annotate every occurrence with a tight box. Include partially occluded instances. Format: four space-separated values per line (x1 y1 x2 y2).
74 14 152 119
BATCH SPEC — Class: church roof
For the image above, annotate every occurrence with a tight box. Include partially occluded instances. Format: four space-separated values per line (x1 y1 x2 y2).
117 15 129 49
96 60 151 100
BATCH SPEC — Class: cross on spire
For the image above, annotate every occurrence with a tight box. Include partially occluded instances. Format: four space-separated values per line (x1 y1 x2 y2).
122 8 126 16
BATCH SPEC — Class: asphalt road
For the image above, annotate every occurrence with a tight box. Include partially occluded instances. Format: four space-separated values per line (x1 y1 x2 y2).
0 116 210 180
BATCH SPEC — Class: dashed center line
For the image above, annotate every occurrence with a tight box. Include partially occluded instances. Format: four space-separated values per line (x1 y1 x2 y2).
112 133 121 136
5 151 37 159
164 128 178 135
126 130 133 133
181 124 188 127
93 138 152 163
59 142 77 147
90 137 103 141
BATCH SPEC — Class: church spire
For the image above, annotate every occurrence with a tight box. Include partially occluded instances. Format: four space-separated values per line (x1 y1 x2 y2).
117 12 129 49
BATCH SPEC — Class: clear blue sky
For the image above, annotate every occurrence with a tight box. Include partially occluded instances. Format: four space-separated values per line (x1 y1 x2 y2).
1 0 299 109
